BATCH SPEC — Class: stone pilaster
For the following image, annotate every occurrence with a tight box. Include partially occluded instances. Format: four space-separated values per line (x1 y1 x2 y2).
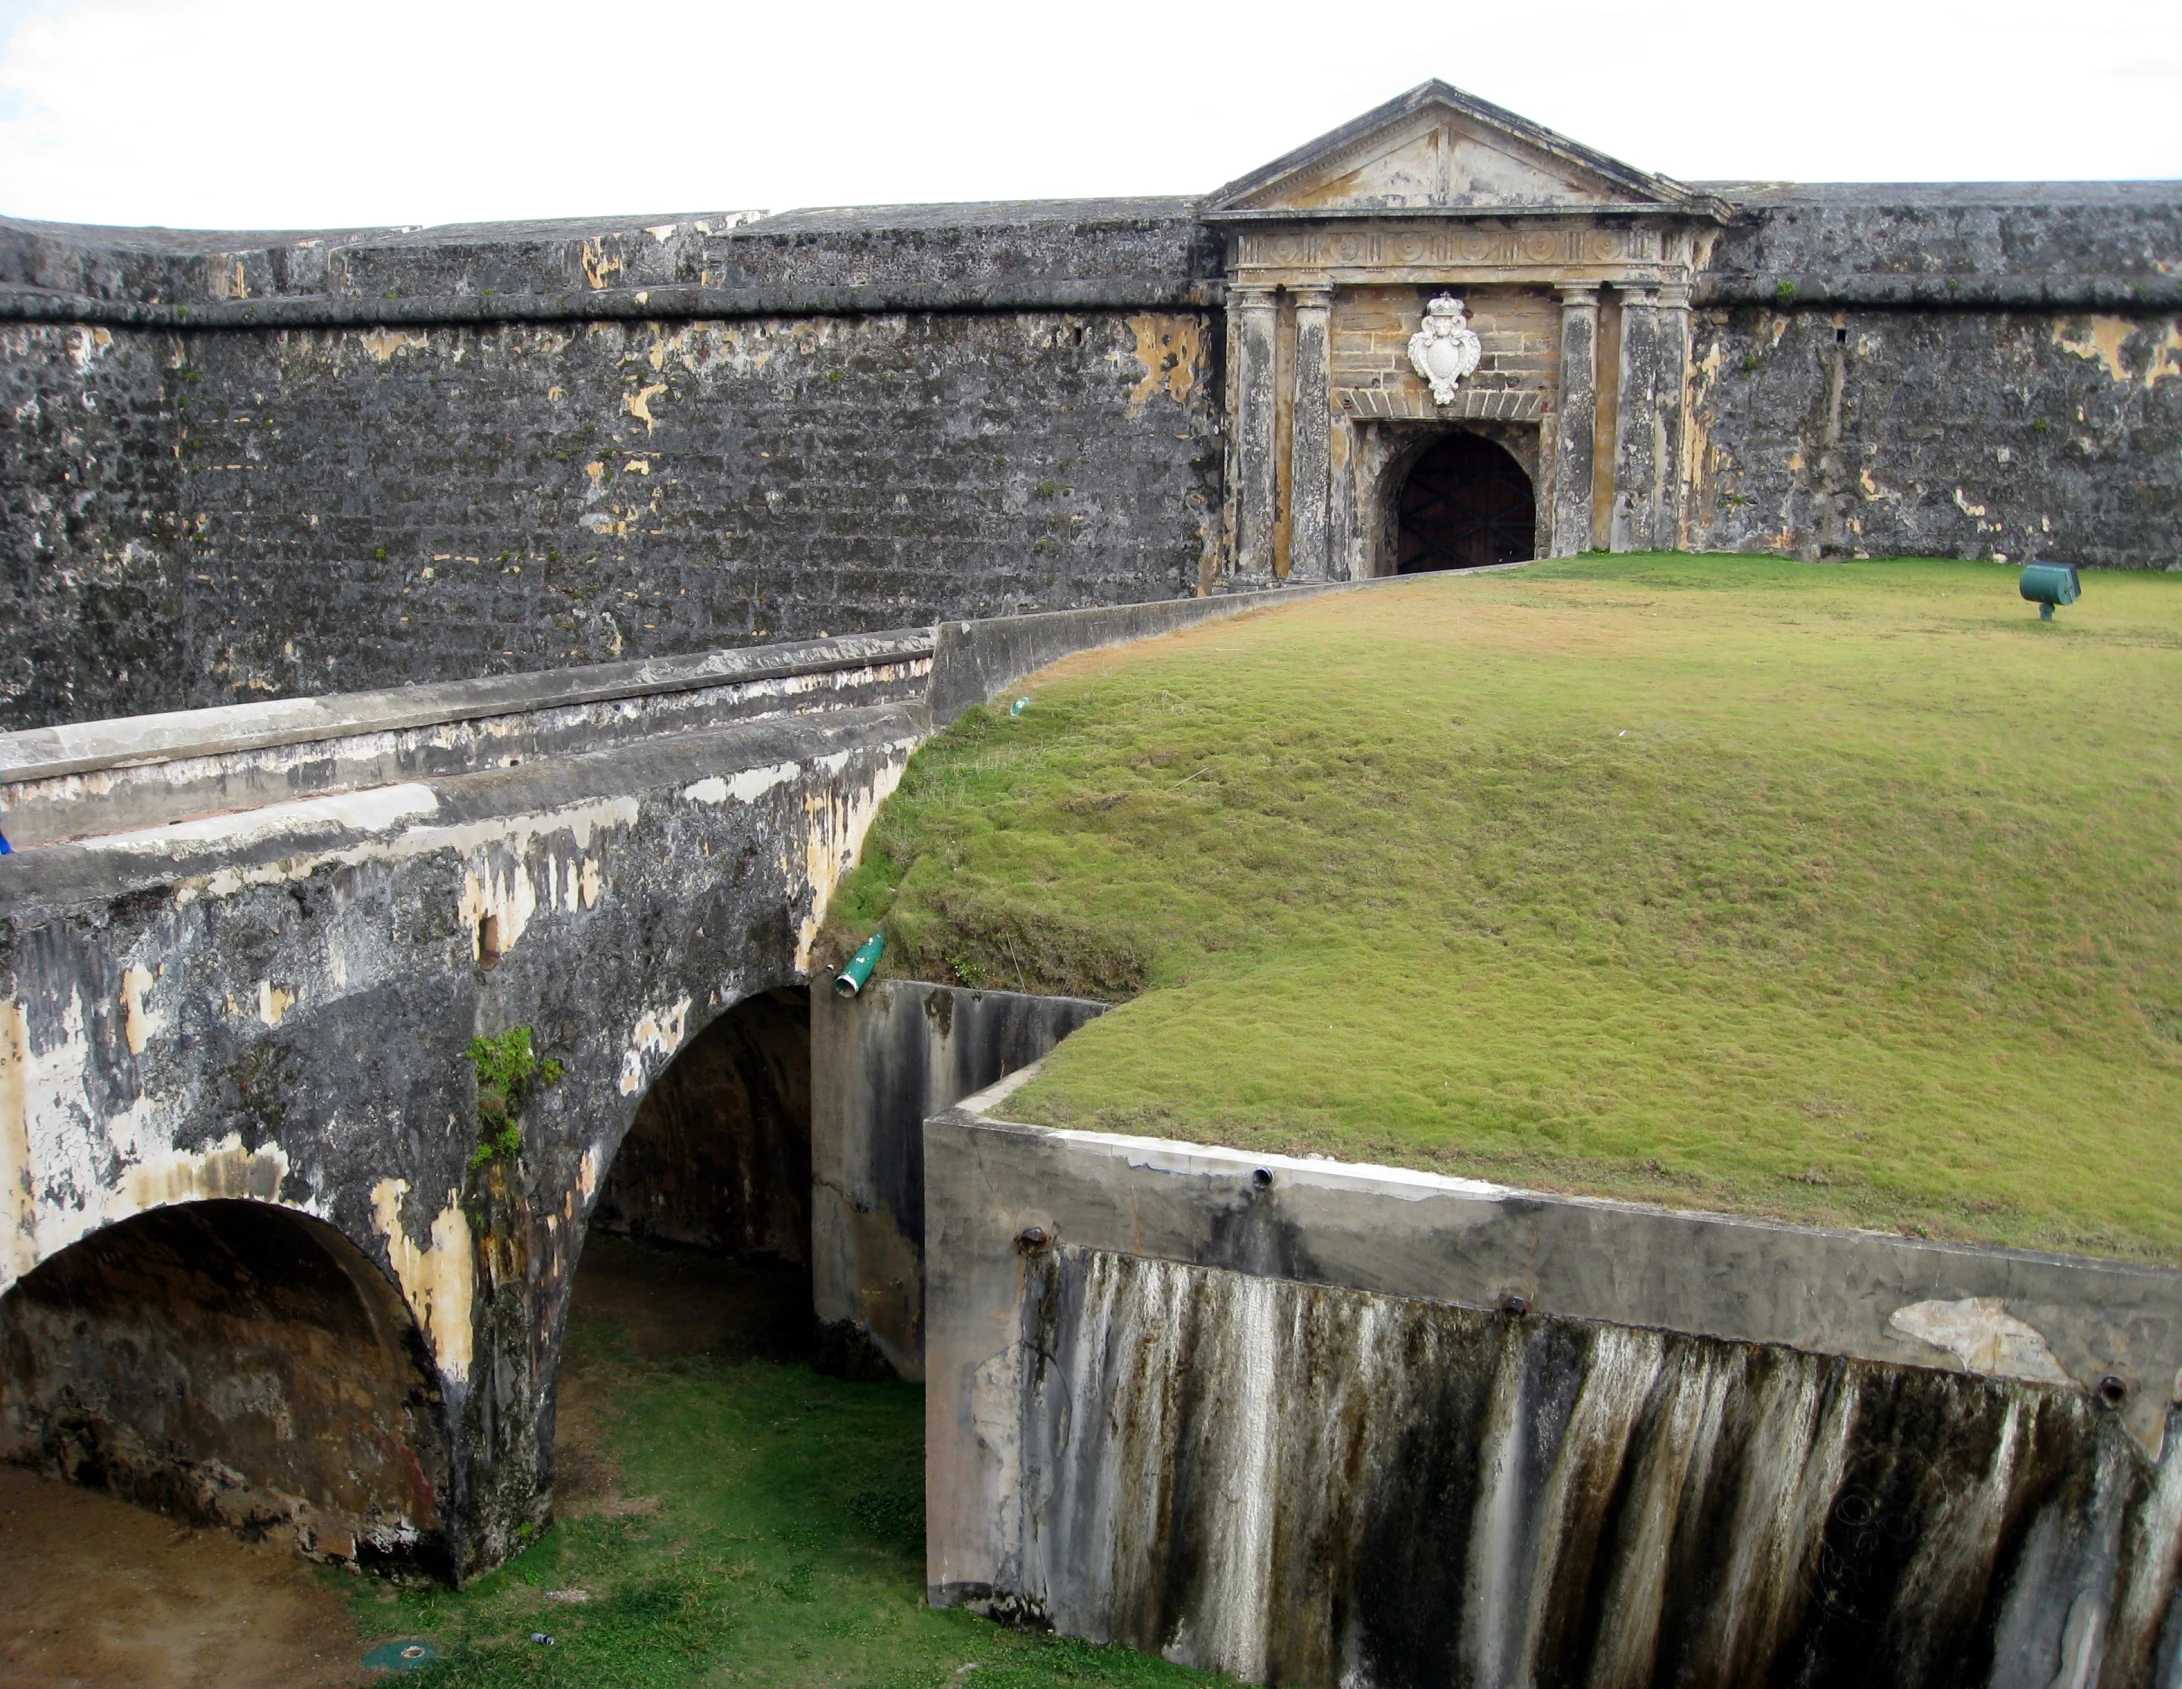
1232 285 1280 578
1550 285 1600 557
1610 286 1664 552
1288 286 1334 581
1654 282 1693 550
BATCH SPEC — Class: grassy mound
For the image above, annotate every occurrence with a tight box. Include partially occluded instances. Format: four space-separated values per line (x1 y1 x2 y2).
823 555 2182 1264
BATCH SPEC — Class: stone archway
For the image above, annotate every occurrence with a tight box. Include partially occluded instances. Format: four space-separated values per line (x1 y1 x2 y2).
591 987 812 1263
1395 431 1537 572
0 1198 452 1575
561 986 816 1383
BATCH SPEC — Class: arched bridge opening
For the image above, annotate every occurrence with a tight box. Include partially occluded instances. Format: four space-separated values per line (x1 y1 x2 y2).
0 1200 452 1577
568 987 816 1406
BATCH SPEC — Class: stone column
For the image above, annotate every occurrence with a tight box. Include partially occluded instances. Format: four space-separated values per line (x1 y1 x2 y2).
1654 282 1693 551
1550 285 1600 557
1288 286 1334 581
1231 285 1280 578
1610 285 1663 552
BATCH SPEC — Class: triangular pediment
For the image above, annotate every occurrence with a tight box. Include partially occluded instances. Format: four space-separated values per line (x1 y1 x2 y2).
1208 82 1720 217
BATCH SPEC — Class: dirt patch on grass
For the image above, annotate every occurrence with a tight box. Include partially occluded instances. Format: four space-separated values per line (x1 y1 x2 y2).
553 1234 812 1522
0 1463 361 1689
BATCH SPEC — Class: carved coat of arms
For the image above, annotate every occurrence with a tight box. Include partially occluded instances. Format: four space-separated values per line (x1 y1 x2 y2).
1408 294 1482 405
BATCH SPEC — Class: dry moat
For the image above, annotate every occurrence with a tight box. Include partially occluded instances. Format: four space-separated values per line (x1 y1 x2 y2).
2 1231 1207 1688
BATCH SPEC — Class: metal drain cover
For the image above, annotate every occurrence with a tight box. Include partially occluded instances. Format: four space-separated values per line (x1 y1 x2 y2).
363 1639 440 1673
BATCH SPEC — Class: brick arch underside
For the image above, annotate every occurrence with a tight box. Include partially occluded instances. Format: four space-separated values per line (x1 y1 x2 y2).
0 1197 454 1577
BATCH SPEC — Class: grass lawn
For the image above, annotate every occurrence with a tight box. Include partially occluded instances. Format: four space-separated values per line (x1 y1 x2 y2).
348 1238 1215 1688
822 555 2182 1264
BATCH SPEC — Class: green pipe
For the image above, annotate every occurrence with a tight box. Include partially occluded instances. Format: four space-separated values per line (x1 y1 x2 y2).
834 931 886 998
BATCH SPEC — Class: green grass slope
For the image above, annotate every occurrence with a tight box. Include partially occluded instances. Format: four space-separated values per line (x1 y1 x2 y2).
823 556 2182 1264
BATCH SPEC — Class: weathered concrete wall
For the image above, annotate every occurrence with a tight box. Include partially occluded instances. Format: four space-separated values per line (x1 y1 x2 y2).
1695 182 2182 308
811 980 1104 1381
1024 1248 2179 1689
0 200 1221 320
155 308 1218 709
925 1077 2182 1685
0 322 185 728
1687 304 2182 566
0 1199 450 1574
0 204 1226 733
8 177 2181 736
1687 184 2182 568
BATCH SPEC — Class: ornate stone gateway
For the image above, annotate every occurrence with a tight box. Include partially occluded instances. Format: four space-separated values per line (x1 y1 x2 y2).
1208 81 1731 580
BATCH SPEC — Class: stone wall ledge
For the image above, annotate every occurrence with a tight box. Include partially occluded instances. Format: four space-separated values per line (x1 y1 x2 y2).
0 699 930 920
0 277 1226 331
1695 272 2182 311
0 583 1392 849
0 630 938 787
927 1071 2182 1460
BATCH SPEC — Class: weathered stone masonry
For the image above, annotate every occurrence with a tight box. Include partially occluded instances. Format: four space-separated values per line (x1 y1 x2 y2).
4 82 2177 734
0 587 1362 1579
0 203 1226 730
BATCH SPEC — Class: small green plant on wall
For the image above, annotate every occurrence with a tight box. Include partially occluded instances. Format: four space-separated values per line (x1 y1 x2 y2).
467 1027 564 1168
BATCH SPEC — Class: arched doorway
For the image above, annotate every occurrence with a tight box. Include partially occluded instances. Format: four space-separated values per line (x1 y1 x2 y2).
1396 431 1536 572
0 1200 450 1574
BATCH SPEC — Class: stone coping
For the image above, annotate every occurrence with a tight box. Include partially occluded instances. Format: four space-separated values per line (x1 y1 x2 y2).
928 1065 2182 1458
0 702 928 917
0 630 937 785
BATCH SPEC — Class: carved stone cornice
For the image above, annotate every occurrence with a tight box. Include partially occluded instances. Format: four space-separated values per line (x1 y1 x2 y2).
1229 217 1700 290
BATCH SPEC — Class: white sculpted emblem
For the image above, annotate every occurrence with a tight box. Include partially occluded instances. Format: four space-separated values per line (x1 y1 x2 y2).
1408 294 1482 405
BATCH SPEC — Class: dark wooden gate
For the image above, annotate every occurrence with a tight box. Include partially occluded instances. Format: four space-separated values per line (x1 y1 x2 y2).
1396 432 1536 572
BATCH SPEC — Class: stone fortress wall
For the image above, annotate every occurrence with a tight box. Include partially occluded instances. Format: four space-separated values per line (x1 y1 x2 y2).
2 83 2177 736
0 204 1227 730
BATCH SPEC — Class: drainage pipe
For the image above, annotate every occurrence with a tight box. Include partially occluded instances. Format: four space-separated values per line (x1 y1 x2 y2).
834 932 886 998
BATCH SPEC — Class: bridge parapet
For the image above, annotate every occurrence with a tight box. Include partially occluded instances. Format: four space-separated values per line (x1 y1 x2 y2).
0 629 935 850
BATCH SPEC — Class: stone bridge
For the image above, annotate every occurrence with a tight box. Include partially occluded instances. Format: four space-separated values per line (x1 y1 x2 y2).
0 587 1337 1580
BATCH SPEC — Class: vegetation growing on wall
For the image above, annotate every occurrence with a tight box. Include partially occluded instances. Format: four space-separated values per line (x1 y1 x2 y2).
825 556 2182 1262
467 1028 564 1168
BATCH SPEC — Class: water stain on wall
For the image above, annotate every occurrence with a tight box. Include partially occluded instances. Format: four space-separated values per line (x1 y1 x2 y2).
1019 1247 2182 1689
1126 315 1205 417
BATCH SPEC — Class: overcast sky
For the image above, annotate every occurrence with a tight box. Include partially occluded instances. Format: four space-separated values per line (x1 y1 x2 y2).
1 0 2176 233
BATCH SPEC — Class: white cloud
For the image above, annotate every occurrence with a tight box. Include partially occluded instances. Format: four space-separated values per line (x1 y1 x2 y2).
0 0 2175 232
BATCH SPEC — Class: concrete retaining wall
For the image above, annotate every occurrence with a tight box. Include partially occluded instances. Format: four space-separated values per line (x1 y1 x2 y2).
926 1072 2182 1686
812 981 1103 1380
